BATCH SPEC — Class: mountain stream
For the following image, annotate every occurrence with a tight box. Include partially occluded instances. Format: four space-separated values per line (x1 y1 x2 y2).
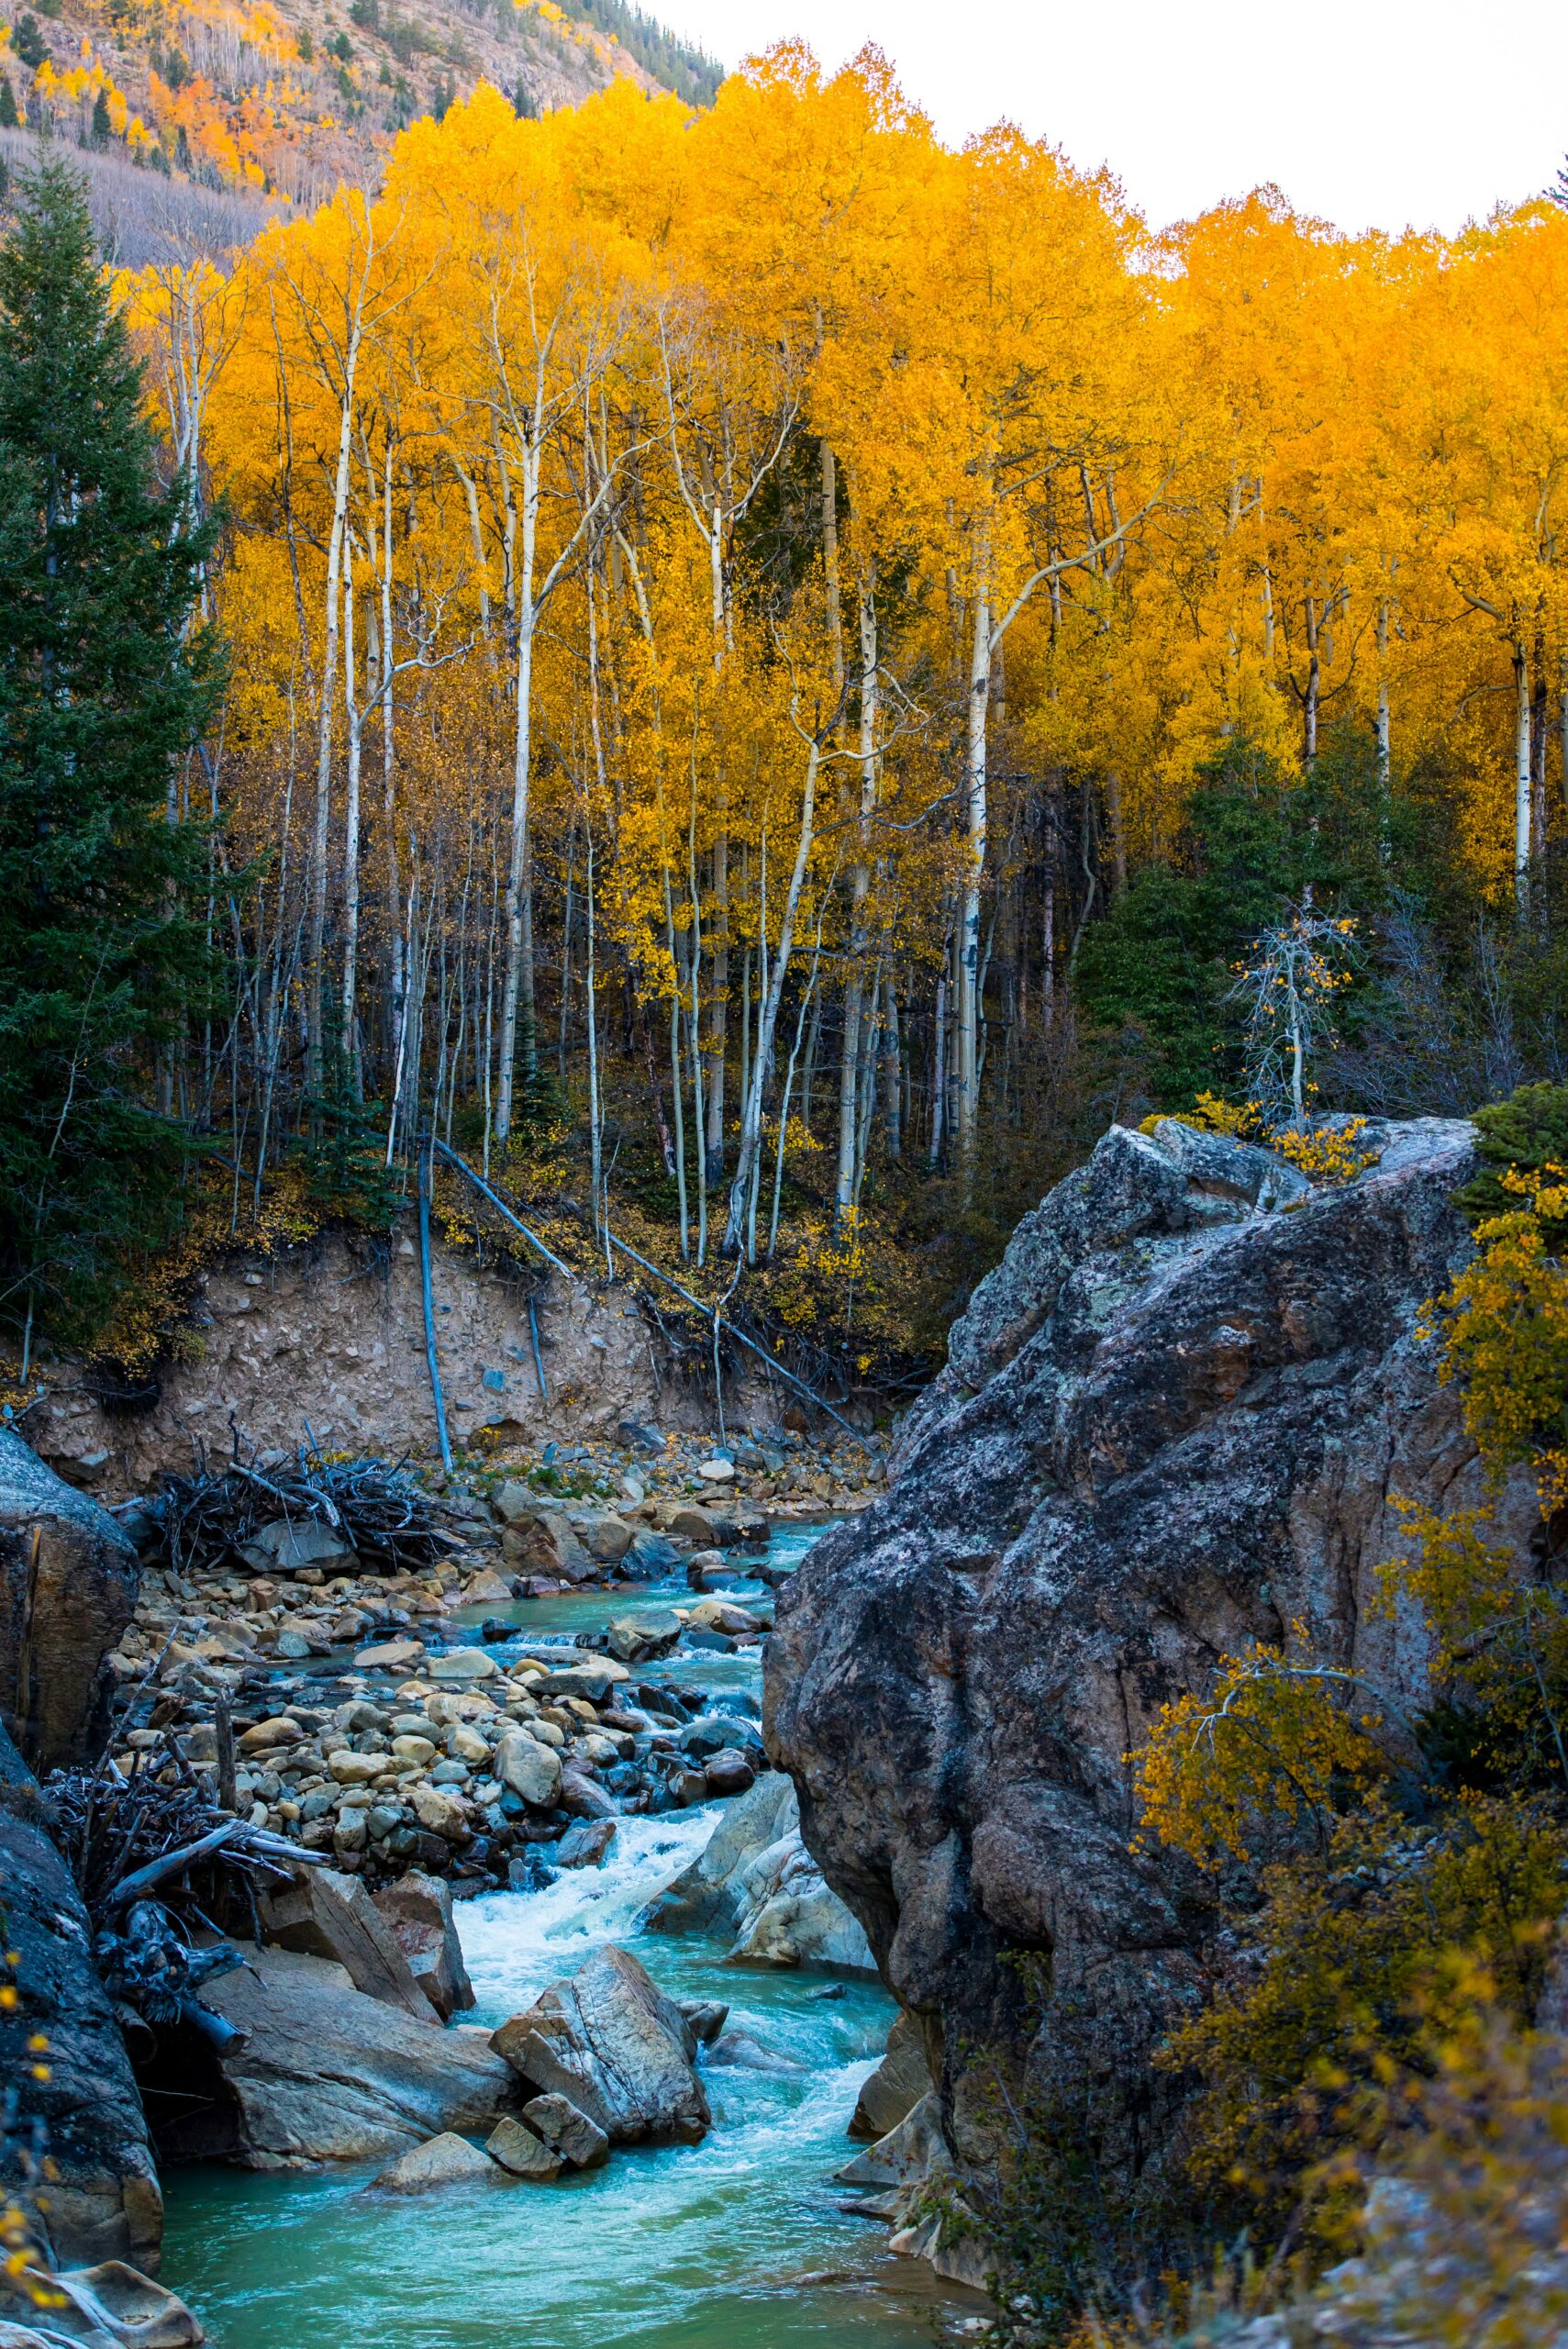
158 1523 974 2348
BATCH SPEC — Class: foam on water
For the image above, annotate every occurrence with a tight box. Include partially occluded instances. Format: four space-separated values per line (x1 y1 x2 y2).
460 1806 716 2013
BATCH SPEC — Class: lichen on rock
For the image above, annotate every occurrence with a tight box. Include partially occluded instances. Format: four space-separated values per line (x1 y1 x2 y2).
766 1114 1511 2202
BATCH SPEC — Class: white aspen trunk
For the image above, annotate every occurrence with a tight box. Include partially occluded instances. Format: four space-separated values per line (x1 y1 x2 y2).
724 736 822 1254
380 447 404 1102
306 343 361 1096
340 555 363 1096
851 952 882 1218
1106 769 1127 896
687 787 707 1266
954 577 989 1186
821 440 843 698
585 554 609 1253
453 459 491 640
1515 640 1533 918
494 417 540 1142
768 946 820 1262
834 570 878 1230
585 818 604 1254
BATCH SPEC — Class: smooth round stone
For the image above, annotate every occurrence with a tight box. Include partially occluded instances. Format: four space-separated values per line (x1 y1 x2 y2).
427 1647 499 1683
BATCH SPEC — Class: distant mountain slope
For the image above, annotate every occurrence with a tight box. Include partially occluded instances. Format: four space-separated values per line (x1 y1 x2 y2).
0 0 719 235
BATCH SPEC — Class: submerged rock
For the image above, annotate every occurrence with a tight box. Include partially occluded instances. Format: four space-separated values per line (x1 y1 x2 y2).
373 2132 499 2194
703 2030 807 2076
768 1115 1502 2197
491 1944 709 2144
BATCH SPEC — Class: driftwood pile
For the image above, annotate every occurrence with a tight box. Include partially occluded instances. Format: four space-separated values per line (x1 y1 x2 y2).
47 1733 325 2048
140 1436 459 1578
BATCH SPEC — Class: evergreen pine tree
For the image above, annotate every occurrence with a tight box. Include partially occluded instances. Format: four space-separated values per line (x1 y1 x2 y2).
0 77 20 130
0 160 221 1355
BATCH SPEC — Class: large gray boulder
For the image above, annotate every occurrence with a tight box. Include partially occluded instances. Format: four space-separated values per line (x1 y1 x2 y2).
767 1116 1508 2196
491 1944 709 2144
156 1944 516 2168
0 1429 139 1770
0 1735 161 2275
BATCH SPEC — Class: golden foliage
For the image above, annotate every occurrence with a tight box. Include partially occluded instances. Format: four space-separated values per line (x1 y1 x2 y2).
1132 1632 1387 1868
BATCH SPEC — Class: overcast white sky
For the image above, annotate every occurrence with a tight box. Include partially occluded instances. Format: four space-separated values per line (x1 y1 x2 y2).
665 0 1568 238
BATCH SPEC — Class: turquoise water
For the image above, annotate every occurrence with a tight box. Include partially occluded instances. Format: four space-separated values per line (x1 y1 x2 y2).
158 1521 975 2349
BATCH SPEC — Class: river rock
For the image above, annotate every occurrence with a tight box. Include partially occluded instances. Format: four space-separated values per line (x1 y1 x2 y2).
0 1429 139 1769
704 1749 755 1797
353 1638 424 1672
491 1944 710 2144
239 1519 357 1575
498 1507 595 1584
640 1772 797 1934
655 1501 720 1544
237 1715 299 1753
624 1531 681 1578
558 1767 618 1820
768 1115 1501 2199
688 1598 762 1634
411 1785 469 1840
371 1872 475 2021
156 1945 514 2168
373 2132 499 2193
536 1660 632 1704
520 2091 610 2169
835 2091 953 2189
849 2009 935 2140
0 1732 161 2272
726 1826 876 1970
484 2116 562 2180
426 1647 497 1683
462 1568 514 1604
575 1512 634 1564
494 1728 562 1809
556 1819 617 1868
606 1608 682 1663
257 1866 429 2019
30 2261 206 2345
